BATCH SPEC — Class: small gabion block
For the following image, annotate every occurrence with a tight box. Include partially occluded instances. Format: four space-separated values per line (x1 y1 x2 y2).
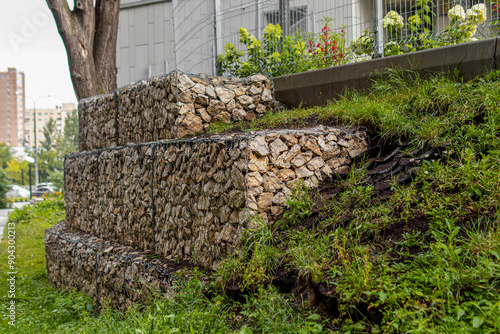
78 72 275 151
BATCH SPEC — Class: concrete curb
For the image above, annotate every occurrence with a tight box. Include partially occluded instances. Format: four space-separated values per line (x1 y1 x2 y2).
273 37 500 108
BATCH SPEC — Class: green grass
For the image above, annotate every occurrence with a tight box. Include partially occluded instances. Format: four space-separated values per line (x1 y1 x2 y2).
214 69 500 333
1 70 500 333
0 196 325 333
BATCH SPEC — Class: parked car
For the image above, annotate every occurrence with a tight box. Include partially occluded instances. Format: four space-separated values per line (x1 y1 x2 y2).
36 182 54 188
32 184 56 197
6 185 31 198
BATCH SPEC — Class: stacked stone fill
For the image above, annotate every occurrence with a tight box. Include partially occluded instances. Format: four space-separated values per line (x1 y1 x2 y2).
79 72 274 151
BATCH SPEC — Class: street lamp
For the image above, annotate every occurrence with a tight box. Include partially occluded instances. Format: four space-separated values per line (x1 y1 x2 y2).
24 156 35 199
16 93 51 187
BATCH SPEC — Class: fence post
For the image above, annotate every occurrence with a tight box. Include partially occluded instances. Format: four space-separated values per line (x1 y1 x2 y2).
172 0 178 71
373 0 384 58
279 0 290 36
255 0 261 40
213 0 223 75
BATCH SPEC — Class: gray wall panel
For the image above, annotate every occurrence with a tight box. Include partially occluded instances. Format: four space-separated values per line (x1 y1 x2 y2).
117 1 173 87
134 7 149 46
135 45 149 80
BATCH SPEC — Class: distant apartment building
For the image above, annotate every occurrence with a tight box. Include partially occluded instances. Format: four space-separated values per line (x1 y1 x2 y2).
24 103 76 148
0 67 25 146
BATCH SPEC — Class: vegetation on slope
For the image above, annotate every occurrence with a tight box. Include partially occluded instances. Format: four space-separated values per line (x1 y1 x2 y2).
1 70 500 333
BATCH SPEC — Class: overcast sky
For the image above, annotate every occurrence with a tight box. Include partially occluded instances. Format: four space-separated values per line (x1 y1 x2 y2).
0 0 77 108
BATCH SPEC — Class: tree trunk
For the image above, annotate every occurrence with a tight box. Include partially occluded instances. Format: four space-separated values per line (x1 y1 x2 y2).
46 0 120 100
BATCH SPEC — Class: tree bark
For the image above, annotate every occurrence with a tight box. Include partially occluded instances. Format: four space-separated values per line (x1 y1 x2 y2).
46 0 120 100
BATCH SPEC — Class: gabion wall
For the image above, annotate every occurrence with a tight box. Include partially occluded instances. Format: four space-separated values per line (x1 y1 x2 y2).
79 72 274 151
45 222 202 311
65 127 368 268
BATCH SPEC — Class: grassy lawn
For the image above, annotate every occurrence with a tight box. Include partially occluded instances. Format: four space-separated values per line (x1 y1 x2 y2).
0 70 499 333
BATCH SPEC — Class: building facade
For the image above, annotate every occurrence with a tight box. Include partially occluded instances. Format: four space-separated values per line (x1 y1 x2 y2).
24 103 76 148
0 68 25 147
116 1 494 87
115 0 382 87
117 0 175 87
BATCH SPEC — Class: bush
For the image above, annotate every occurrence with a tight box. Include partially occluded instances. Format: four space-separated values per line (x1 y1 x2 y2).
0 168 9 209
218 19 351 77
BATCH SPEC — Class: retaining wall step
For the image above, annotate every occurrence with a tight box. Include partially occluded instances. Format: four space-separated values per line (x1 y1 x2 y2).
79 72 274 151
45 221 205 311
65 127 368 268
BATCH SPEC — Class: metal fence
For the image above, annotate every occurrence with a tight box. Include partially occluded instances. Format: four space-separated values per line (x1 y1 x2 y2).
172 0 500 77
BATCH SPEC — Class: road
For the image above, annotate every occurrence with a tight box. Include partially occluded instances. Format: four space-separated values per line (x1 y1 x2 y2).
0 202 30 241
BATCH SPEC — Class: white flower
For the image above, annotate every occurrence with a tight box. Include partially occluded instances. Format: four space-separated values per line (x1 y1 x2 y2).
466 4 487 24
350 35 373 56
448 5 466 23
383 11 404 30
459 22 478 38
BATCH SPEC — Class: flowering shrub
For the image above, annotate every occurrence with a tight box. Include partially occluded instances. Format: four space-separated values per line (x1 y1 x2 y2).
219 3 494 77
448 5 466 24
218 20 351 77
441 3 488 44
218 24 309 77
350 30 374 57
493 3 500 32
307 19 351 68
466 4 487 24
383 10 404 39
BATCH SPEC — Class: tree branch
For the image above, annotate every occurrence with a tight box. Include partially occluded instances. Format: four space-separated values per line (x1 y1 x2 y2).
46 0 73 42
94 0 121 93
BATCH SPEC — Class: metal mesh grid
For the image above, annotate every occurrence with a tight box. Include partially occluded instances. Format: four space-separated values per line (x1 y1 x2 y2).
172 0 500 77
78 70 274 151
45 222 186 311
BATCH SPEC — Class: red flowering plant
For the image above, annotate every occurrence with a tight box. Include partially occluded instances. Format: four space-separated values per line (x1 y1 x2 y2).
493 2 500 33
307 18 351 69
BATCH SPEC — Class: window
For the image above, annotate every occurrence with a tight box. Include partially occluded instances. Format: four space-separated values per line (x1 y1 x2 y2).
265 6 307 34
